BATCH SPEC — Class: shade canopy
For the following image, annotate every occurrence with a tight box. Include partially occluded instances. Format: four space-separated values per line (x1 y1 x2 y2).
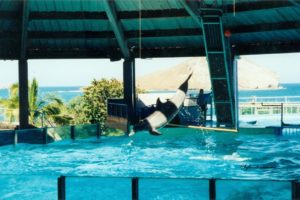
1 0 300 60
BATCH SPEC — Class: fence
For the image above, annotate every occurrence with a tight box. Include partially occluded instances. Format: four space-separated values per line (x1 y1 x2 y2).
274 125 300 136
0 175 298 200
0 123 101 146
107 99 128 118
57 176 298 200
239 96 300 103
239 102 300 116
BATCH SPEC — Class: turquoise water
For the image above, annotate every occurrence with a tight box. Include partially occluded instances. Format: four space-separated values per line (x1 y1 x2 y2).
0 128 299 179
0 127 298 199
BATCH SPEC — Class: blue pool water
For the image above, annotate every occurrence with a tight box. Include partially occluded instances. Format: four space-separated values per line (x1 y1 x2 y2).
1 128 299 180
0 127 299 199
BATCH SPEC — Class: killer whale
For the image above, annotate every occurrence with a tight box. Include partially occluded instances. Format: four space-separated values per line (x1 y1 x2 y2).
129 72 193 136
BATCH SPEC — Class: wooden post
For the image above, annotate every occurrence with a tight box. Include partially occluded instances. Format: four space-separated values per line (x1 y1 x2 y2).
43 127 48 144
70 125 75 140
96 123 101 139
123 58 136 126
57 176 66 200
18 0 29 129
18 59 29 129
281 103 284 126
14 130 18 145
209 179 216 200
132 177 139 200
292 181 300 200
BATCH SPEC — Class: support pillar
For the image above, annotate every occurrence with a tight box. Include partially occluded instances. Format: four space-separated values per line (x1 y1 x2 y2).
18 59 29 129
18 0 29 129
123 58 136 124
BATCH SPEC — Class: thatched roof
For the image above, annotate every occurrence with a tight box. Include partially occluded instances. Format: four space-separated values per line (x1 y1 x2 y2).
137 57 279 91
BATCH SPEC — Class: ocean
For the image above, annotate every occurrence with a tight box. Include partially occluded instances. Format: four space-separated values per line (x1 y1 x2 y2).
0 86 82 102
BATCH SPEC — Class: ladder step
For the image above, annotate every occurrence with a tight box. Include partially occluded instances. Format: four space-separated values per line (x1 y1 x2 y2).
207 51 224 54
211 77 226 80
203 22 221 25
215 101 232 104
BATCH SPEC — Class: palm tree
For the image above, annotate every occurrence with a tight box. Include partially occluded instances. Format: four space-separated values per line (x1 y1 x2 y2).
0 79 72 127
32 93 72 127
0 83 19 123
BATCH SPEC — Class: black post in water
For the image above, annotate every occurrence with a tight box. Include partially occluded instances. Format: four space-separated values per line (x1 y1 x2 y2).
96 123 101 139
132 177 139 200
14 130 18 145
57 176 66 200
209 179 216 200
43 127 48 144
292 181 300 200
281 103 284 127
70 125 75 140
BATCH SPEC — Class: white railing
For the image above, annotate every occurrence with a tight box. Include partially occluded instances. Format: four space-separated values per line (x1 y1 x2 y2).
239 95 300 103
239 102 300 116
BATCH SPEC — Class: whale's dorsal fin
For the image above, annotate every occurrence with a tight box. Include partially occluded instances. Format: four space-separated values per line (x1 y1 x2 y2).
156 97 163 110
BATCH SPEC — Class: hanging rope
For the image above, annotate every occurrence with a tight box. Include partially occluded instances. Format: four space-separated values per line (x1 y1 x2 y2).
139 0 142 58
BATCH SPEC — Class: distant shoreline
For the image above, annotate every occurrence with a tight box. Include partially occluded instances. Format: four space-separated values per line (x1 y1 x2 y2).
146 86 285 93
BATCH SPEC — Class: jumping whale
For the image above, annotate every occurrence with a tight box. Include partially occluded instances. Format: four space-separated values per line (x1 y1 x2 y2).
129 72 193 136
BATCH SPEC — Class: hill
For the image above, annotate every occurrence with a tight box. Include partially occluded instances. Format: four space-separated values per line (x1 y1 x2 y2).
137 57 279 91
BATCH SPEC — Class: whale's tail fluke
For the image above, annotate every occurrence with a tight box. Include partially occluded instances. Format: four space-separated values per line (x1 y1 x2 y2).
179 72 193 93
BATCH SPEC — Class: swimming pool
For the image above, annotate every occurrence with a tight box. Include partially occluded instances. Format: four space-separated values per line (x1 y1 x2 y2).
0 127 299 199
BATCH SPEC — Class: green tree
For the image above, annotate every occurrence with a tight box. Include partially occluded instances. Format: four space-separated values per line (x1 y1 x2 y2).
0 79 72 127
68 78 145 131
83 78 123 128
67 96 89 125
0 83 19 122
32 93 72 127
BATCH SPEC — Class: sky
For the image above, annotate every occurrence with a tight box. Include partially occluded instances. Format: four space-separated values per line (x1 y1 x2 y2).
0 53 299 87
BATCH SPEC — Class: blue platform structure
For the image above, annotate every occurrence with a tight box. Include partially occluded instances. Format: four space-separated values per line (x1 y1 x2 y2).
1 0 300 130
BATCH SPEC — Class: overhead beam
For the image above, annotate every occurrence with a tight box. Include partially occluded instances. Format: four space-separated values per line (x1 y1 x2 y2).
103 0 130 59
20 29 201 39
2 18 300 40
2 39 300 60
229 21 300 34
225 0 293 13
0 11 20 19
236 41 300 55
0 1 290 21
180 0 202 27
288 0 300 8
28 9 188 20
23 46 206 59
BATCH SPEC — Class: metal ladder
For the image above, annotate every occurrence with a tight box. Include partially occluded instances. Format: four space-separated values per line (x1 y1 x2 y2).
201 10 236 127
